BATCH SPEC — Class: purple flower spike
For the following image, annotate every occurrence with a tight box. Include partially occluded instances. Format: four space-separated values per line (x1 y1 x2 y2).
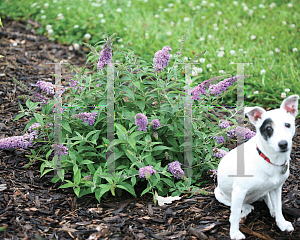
97 42 112 70
135 113 148 131
213 135 225 144
212 148 228 158
150 119 162 130
139 166 156 180
52 143 68 156
72 112 97 125
168 161 185 179
219 120 230 129
153 45 173 71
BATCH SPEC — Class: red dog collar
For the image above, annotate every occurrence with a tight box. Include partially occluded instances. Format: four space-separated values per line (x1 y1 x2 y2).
256 144 287 167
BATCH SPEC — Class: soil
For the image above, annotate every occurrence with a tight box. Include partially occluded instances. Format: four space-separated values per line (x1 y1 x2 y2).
1 16 300 240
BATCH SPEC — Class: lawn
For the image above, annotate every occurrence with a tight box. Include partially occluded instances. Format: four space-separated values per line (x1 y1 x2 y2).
0 0 299 107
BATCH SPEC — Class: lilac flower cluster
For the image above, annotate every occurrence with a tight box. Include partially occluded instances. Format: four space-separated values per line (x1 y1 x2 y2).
97 41 112 70
83 175 92 181
0 132 37 149
139 166 156 180
31 92 50 106
209 169 218 182
72 112 97 125
69 79 79 89
213 135 225 144
219 120 230 129
218 120 256 140
150 119 162 130
168 161 185 179
153 45 173 71
28 123 41 139
135 113 148 131
36 81 55 94
190 76 249 100
165 152 172 160
52 143 68 155
212 148 228 158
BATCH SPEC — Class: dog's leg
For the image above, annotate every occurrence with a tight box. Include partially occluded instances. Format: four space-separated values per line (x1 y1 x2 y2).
269 185 294 232
214 187 231 206
230 188 246 240
263 193 275 217
240 203 254 221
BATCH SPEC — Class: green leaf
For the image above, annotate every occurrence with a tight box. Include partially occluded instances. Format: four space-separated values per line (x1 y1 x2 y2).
115 123 127 134
14 113 25 121
24 118 37 133
116 182 137 198
127 137 136 151
59 181 74 188
0 18 3 27
74 168 81 185
152 146 171 151
140 185 151 197
136 101 145 112
62 119 72 133
161 178 175 188
33 113 44 130
74 187 80 196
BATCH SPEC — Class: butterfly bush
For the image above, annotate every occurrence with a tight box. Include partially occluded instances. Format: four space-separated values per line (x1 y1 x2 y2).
139 166 156 180
150 119 162 130
72 112 97 125
168 161 185 179
153 45 173 71
135 113 148 131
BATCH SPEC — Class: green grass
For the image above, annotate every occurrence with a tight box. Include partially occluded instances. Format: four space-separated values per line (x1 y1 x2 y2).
0 0 299 108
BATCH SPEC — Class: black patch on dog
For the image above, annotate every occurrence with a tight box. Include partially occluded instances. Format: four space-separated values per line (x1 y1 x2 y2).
259 118 274 141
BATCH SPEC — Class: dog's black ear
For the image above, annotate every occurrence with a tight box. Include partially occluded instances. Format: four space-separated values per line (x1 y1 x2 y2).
280 95 299 118
244 107 266 126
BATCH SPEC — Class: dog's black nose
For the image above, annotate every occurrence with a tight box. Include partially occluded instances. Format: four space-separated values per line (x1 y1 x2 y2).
278 140 288 150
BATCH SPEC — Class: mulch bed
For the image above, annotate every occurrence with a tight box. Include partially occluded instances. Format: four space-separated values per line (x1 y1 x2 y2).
1 16 300 240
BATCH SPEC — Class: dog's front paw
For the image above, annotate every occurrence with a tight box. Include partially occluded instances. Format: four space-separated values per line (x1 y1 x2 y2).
230 230 245 240
277 220 294 232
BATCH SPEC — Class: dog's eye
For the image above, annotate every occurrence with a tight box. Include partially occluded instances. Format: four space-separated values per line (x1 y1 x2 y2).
285 123 291 128
266 126 272 132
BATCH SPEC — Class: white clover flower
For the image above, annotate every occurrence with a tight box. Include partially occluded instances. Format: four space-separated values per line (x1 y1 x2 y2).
154 14 159 18
31 3 37 7
258 4 265 8
199 37 205 41
164 8 169 12
233 1 238 6
74 25 79 29
197 67 203 73
209 3 215 7
192 67 199 76
248 10 254 15
117 38 123 42
66 7 70 10
184 17 190 22
285 88 290 92
260 69 266 75
167 31 172 36
218 52 224 58
46 25 52 30
48 28 53 35
224 26 228 30
84 33 91 40
207 34 212 39
207 64 212 68
213 23 218 27
243 51 247 54
209 68 212 72
287 3 292 8
199 58 205 63
250 35 256 40
144 0 148 2
168 3 174 7
41 10 45 14
237 22 242 27
239 48 243 52
271 36 275 39
116 8 122 12
220 46 224 51
281 92 286 98
223 19 228 24
183 56 188 61
202 0 207 5
170 21 175 27
282 21 287 25
73 43 80 50
230 50 236 55
53 0 57 3
269 3 276 8
57 13 64 20
120 44 124 48
145 33 149 39
217 11 222 15
262 15 266 19
41 15 46 19
201 16 206 19
98 13 104 18
219 70 224 73
127 3 131 7
243 6 248 11
292 48 298 52
101 19 106 23
269 50 274 55
290 23 295 28
275 48 280 52
44 3 49 8
214 27 219 31
196 5 200 9
254 91 259 94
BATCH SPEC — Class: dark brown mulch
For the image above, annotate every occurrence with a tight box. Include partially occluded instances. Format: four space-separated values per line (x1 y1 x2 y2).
1 16 300 240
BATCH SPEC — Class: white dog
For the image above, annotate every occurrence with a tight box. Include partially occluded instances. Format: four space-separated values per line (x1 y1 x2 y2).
215 95 299 239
